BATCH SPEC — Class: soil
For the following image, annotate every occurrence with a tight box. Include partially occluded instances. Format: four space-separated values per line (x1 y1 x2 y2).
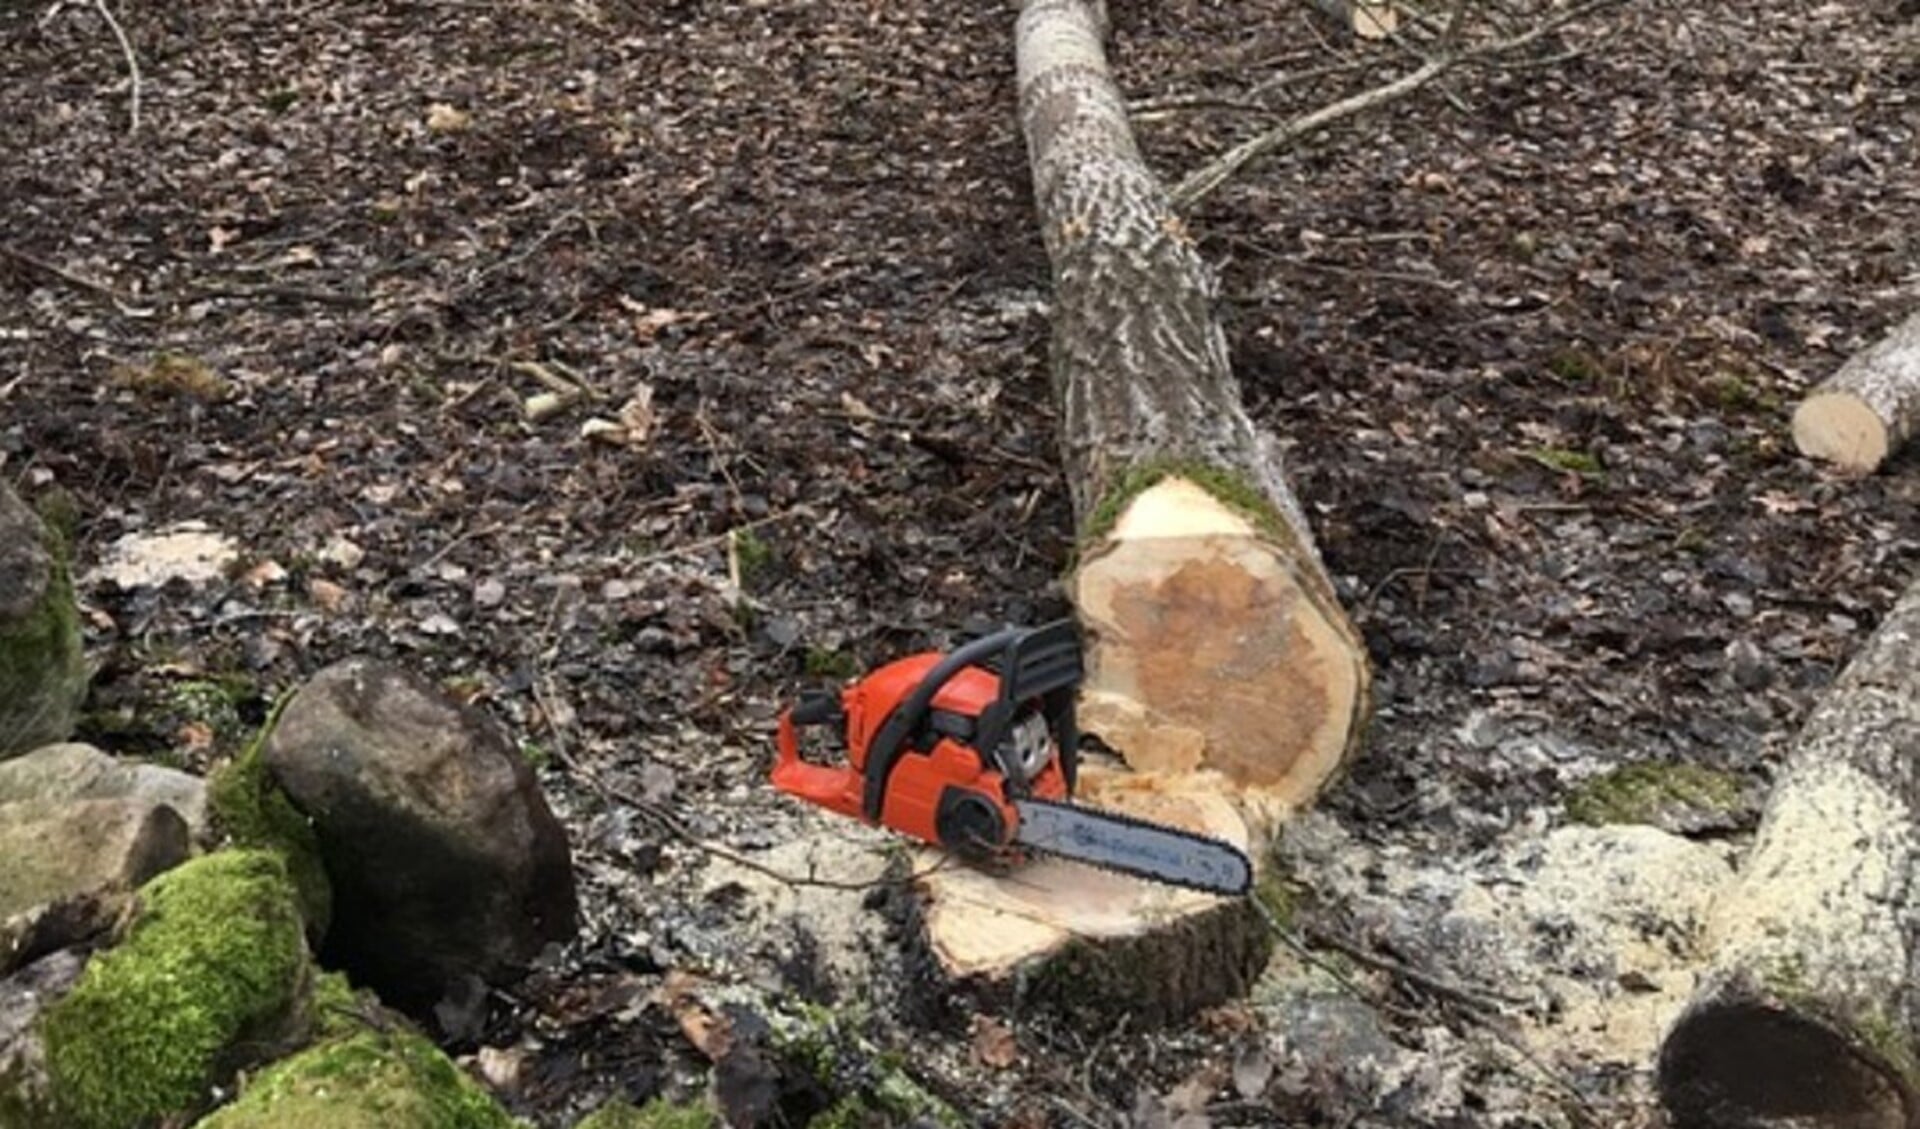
2 0 1917 1126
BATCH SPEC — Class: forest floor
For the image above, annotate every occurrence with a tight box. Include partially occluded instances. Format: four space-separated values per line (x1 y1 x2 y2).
2 0 1918 1125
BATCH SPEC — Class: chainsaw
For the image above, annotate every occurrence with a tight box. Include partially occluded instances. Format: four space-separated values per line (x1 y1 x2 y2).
771 620 1251 897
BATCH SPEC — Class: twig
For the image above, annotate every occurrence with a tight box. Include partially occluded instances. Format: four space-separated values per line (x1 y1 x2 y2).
1302 925 1524 1012
629 508 809 569
0 244 143 309
91 0 141 135
1170 0 1622 207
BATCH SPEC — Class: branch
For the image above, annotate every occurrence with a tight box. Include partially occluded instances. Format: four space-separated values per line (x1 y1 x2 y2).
91 0 141 136
1170 0 1618 208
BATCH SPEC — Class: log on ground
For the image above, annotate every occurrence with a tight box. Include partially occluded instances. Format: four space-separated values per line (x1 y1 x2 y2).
903 0 1368 1026
1307 0 1399 38
1657 578 1920 1128
1792 310 1920 474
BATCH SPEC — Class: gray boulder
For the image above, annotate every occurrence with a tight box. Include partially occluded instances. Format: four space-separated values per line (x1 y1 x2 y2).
0 484 86 760
263 659 579 1017
0 949 87 1127
0 742 208 841
0 797 191 973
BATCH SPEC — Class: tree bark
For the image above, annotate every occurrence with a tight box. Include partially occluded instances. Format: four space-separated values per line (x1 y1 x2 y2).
1658 579 1920 1129
1019 0 1368 833
905 0 1368 1025
1792 311 1920 474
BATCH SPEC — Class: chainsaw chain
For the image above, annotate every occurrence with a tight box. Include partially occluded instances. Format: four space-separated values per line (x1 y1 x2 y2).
1013 797 1252 897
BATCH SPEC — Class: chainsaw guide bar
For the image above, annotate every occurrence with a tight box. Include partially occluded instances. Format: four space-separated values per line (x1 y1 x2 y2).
1012 798 1252 897
771 619 1254 898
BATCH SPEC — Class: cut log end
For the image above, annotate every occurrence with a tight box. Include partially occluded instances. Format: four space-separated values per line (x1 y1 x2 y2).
1659 999 1916 1129
909 765 1268 1026
1072 478 1365 826
1793 392 1891 474
1309 0 1399 38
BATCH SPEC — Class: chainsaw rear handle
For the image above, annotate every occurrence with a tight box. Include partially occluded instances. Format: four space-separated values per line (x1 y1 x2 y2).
860 620 1082 822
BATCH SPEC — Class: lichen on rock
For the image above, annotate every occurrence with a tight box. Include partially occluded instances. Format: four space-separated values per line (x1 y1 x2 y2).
0 482 87 761
193 1028 522 1129
38 849 312 1129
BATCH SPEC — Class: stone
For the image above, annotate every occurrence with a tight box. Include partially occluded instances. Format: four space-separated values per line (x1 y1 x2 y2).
263 658 579 1017
0 797 191 973
36 850 312 1129
0 742 208 840
0 949 86 1129
0 483 86 760
193 1028 520 1129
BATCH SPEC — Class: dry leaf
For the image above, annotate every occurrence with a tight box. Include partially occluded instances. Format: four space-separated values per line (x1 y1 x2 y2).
654 971 732 1061
426 103 471 134
308 577 350 613
240 559 287 589
175 721 215 752
970 1015 1018 1069
617 383 657 445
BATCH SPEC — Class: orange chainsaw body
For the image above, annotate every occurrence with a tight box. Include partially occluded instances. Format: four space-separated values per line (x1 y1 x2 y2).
771 624 1080 856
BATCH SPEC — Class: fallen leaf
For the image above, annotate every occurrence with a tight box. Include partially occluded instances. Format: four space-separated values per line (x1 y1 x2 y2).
1231 1047 1273 1099
175 721 215 752
308 578 350 612
426 103 471 134
240 558 287 589
617 384 656 445
970 1015 1017 1069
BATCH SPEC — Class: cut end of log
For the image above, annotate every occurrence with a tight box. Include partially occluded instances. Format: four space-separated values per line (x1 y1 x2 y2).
911 764 1266 1026
1071 477 1366 829
1310 0 1399 38
1659 999 1917 1129
1793 391 1891 474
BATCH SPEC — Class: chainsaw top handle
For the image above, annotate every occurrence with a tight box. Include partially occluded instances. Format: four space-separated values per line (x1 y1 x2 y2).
860 619 1083 821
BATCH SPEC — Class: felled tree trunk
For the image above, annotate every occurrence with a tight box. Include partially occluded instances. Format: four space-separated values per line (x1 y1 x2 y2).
906 0 1369 1025
1792 311 1920 474
1658 579 1920 1128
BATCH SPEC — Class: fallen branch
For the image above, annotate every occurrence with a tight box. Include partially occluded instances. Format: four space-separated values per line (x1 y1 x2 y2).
91 0 141 136
1170 0 1618 207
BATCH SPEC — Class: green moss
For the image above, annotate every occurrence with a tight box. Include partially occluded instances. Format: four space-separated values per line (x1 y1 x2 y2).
803 648 860 679
113 353 231 401
195 1028 521 1128
1546 348 1603 383
1524 446 1604 478
767 1004 962 1129
1855 1011 1920 1090
39 850 310 1129
732 528 774 586
1082 458 1284 547
575 1097 716 1129
1563 761 1743 828
208 693 332 939
0 520 85 757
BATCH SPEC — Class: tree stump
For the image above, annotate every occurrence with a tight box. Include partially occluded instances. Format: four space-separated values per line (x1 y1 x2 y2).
1658 579 1920 1128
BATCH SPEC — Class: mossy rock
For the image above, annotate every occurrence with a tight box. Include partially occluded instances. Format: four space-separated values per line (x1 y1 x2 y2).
208 701 332 942
766 1004 964 1129
38 850 312 1129
194 1028 521 1128
573 1097 716 1129
0 482 87 760
1563 761 1748 834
